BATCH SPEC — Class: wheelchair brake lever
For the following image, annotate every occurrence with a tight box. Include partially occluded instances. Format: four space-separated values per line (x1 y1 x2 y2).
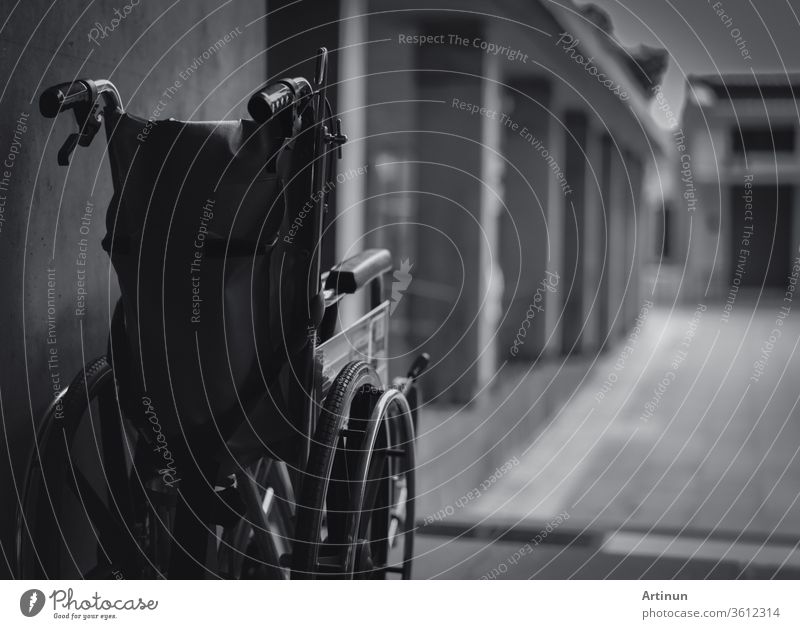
57 101 104 166
57 133 81 166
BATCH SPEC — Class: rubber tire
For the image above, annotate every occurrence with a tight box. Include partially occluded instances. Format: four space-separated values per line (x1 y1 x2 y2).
17 356 119 578
291 360 381 579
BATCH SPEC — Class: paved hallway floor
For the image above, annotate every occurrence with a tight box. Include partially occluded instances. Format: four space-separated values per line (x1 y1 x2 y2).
416 297 800 577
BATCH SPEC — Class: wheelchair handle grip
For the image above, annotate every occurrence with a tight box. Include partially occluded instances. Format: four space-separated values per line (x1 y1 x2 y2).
248 77 312 122
40 80 94 118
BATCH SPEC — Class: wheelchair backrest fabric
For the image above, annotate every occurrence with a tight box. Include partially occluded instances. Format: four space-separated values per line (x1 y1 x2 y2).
104 111 290 439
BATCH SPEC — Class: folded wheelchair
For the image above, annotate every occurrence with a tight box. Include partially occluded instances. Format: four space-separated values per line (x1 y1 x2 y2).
17 48 427 579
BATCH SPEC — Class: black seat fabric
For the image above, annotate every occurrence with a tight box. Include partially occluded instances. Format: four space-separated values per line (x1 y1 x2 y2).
103 110 299 458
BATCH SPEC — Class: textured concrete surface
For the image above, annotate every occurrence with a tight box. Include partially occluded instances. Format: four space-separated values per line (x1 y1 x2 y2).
415 298 800 577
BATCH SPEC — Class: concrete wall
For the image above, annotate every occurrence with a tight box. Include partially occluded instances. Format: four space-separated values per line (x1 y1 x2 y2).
0 0 267 576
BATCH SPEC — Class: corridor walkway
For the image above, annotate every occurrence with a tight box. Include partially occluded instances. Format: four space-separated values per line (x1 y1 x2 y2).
416 296 800 578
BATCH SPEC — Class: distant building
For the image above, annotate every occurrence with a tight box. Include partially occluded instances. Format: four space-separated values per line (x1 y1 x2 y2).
670 73 800 305
267 0 671 401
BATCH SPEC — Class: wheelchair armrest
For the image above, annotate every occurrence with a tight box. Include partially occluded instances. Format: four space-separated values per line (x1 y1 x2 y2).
325 248 392 294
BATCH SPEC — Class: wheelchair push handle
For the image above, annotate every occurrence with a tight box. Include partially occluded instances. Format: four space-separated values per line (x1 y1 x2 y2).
247 77 312 122
40 80 93 117
40 79 123 165
40 79 123 117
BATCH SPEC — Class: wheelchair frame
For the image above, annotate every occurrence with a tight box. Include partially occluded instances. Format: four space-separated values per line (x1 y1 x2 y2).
17 48 427 580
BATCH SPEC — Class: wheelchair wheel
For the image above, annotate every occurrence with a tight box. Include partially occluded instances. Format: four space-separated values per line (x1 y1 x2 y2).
16 356 151 578
291 360 416 579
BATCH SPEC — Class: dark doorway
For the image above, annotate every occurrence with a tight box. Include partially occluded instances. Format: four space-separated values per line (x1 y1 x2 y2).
729 184 793 287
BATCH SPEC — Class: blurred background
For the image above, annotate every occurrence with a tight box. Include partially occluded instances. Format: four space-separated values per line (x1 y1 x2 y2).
2 0 800 578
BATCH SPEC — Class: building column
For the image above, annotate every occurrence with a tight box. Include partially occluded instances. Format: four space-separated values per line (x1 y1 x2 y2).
608 139 627 339
544 92 567 355
477 53 504 387
625 152 644 326
582 123 604 352
335 0 368 327
597 134 614 345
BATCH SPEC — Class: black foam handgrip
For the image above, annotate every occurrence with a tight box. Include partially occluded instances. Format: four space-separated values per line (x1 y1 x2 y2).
248 81 294 122
40 81 91 117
